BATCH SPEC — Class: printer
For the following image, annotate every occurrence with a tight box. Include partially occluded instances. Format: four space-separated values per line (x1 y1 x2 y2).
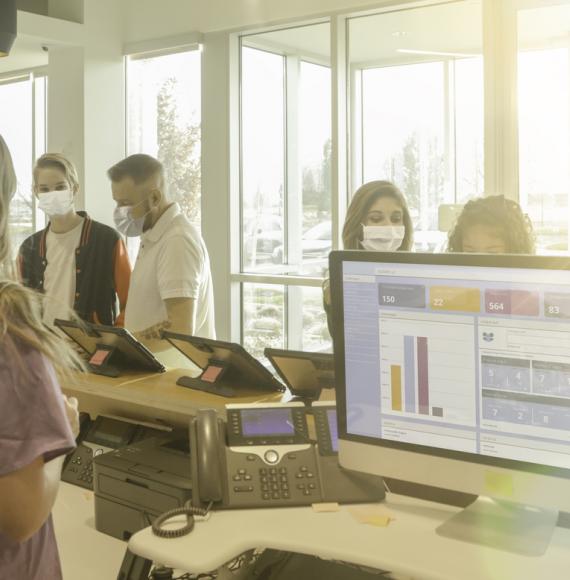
93 435 192 540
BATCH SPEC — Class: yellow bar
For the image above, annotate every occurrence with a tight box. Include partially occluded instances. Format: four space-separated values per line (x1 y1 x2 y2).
430 286 481 313
391 365 402 411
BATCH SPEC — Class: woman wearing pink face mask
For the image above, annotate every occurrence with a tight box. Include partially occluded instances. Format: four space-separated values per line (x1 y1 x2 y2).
18 153 131 328
323 180 414 336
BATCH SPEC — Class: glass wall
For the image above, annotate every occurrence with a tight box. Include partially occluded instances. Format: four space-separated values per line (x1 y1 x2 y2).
0 74 47 251
126 49 201 259
517 2 570 254
238 23 332 356
349 0 483 251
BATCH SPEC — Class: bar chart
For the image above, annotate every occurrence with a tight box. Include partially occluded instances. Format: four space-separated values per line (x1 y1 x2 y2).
380 313 476 425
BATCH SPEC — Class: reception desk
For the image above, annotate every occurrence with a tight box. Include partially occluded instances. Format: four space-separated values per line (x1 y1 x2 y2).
60 369 288 428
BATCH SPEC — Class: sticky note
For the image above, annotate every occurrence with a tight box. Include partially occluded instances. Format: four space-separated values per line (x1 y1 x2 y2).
349 506 393 527
485 471 514 498
312 502 340 513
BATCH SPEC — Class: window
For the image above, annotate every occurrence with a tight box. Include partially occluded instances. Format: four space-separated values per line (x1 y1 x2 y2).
517 3 570 254
126 49 201 259
225 0 568 352
238 23 332 358
0 73 47 251
349 1 483 251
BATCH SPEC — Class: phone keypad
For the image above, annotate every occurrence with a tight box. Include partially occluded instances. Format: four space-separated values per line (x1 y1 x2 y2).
259 467 290 500
63 447 94 488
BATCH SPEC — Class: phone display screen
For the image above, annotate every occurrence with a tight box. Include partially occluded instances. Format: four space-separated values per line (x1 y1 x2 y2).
327 409 339 452
89 418 134 448
241 408 295 437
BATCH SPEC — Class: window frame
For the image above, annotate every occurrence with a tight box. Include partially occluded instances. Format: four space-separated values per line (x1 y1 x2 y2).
220 0 567 345
123 45 203 261
236 30 333 351
0 68 48 237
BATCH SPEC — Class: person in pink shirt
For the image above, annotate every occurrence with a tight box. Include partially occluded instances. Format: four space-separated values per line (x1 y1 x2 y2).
0 134 80 580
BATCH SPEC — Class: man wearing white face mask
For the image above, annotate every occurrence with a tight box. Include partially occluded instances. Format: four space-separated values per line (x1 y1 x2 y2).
18 153 131 328
108 154 215 364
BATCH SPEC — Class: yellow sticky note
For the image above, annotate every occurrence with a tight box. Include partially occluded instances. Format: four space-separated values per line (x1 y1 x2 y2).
485 471 514 498
349 506 393 527
363 515 391 527
312 502 340 513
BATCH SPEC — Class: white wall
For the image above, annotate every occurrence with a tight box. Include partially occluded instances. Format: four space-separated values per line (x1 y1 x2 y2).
48 0 124 225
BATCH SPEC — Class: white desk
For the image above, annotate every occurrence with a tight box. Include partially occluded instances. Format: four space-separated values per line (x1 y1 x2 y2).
129 494 570 580
53 482 126 580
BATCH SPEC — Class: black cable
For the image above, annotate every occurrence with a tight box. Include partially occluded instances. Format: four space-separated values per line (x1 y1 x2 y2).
152 501 212 539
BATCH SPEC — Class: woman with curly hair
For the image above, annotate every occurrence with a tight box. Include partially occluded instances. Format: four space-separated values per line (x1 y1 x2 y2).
448 195 536 254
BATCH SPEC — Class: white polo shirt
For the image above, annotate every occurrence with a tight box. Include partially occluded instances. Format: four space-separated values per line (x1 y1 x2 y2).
125 203 215 339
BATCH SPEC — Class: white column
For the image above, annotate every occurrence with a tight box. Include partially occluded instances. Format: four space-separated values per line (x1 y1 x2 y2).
47 0 124 225
483 0 519 200
201 31 239 341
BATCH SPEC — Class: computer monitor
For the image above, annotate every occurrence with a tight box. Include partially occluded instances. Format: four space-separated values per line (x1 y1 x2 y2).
330 251 570 556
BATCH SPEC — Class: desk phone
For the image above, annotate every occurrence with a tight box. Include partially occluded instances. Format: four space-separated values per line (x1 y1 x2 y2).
189 402 384 509
62 415 167 490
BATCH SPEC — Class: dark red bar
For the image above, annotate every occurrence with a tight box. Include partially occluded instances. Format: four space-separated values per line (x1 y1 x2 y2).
417 337 429 415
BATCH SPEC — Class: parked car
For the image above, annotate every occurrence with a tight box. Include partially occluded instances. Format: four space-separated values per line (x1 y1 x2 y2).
244 215 284 266
271 221 332 264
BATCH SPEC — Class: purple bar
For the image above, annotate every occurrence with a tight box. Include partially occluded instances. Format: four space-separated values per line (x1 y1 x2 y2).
417 337 429 415
404 336 416 412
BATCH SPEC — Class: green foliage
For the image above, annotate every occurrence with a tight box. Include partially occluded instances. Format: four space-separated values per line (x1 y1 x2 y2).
156 78 201 225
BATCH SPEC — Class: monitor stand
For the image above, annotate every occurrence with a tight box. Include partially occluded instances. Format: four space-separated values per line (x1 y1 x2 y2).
436 496 558 556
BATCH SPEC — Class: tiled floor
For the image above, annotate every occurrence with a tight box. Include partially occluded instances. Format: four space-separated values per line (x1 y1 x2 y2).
53 483 126 579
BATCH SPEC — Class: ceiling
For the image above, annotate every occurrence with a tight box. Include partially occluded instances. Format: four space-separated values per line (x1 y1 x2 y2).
242 0 570 65
2 1 569 77
0 35 48 76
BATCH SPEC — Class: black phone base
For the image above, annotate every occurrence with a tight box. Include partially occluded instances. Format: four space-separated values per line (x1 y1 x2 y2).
176 375 237 397
89 364 121 378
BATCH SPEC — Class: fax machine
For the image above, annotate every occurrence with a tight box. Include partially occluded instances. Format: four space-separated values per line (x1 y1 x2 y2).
93 435 192 540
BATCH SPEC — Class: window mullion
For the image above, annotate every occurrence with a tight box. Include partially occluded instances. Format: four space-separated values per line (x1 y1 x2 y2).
482 0 520 200
331 14 349 252
443 60 456 204
285 54 302 270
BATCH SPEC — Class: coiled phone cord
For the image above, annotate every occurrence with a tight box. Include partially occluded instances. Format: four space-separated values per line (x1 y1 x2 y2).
152 500 213 538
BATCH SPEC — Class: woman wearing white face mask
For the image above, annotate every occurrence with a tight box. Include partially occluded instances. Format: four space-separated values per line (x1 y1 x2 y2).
18 153 132 328
323 180 414 336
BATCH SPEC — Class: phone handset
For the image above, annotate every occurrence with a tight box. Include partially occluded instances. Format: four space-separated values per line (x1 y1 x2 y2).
194 408 224 504
153 409 224 539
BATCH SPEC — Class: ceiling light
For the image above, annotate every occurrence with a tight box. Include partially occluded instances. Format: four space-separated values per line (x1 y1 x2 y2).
397 49 480 58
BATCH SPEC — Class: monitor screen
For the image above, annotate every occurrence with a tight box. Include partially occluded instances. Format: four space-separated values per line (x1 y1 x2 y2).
334 253 570 476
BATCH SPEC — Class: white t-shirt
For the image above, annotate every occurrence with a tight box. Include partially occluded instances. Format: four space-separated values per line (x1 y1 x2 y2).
125 203 216 340
43 218 84 327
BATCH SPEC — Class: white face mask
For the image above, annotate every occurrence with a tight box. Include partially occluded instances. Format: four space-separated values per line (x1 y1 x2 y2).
37 189 74 217
360 225 405 252
113 200 150 238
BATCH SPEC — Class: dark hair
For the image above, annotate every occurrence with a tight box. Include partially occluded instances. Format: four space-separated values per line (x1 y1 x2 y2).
342 180 414 250
448 195 536 254
107 154 164 187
